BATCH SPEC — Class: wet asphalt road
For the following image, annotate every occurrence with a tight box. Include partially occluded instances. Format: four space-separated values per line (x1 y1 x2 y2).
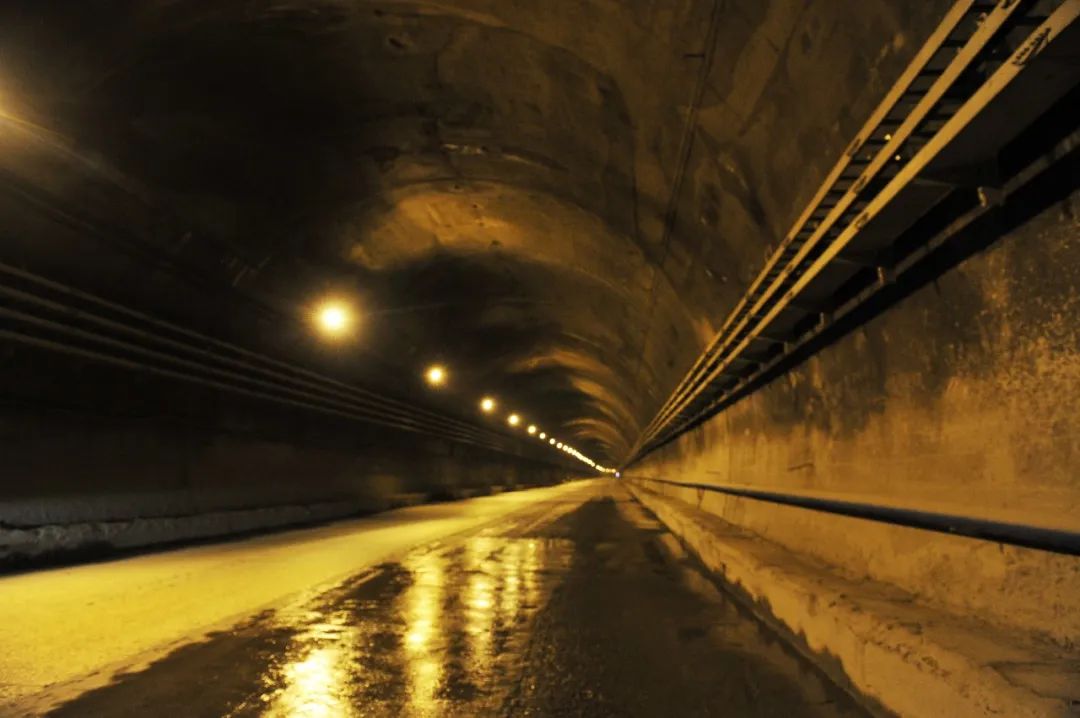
45 485 868 717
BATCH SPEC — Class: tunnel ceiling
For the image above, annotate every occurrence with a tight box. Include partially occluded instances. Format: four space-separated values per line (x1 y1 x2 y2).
0 1 949 461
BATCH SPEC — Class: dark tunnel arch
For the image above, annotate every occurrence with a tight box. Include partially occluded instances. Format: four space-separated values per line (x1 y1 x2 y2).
0 0 951 462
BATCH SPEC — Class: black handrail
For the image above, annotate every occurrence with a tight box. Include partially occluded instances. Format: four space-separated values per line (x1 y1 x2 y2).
628 475 1080 557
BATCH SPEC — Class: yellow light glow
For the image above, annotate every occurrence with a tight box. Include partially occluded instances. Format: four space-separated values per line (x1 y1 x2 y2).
556 442 563 449
480 397 496 413
276 646 346 717
527 425 537 435
549 438 555 445
507 413 521 427
313 300 353 338
539 432 546 439
404 551 443 712
425 365 447 387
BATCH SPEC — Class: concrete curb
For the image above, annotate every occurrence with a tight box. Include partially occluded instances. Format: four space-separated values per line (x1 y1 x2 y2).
0 500 364 570
628 481 1077 718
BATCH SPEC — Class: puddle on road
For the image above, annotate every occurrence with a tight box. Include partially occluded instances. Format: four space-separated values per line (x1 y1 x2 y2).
238 537 573 717
44 493 869 718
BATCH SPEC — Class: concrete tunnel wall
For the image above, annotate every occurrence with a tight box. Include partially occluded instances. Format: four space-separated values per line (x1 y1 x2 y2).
0 1 956 564
0 348 569 566
629 188 1080 649
0 419 570 567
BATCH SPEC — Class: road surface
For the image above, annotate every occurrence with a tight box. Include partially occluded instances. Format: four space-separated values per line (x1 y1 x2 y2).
0 480 866 716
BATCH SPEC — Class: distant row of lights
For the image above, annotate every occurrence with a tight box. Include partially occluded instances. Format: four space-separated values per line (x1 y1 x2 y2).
426 364 617 471
313 300 619 475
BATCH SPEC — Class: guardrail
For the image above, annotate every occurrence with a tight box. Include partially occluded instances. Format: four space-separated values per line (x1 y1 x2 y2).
628 475 1080 556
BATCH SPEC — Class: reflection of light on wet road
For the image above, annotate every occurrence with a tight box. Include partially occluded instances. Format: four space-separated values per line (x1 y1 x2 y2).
468 588 493 611
465 541 495 666
255 535 570 717
525 539 541 605
0 482 594 713
260 608 358 718
500 541 522 615
404 551 444 716
270 645 349 717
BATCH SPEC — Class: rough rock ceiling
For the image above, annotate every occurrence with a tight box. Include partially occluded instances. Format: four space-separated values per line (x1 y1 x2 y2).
0 1 949 461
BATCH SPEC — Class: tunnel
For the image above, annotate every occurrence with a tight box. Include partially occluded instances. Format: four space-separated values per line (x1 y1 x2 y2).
1 1 1078 715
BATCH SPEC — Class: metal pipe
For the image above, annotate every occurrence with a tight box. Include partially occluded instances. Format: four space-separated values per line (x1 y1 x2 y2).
644 0 1024 446
0 284 508 444
0 261 478 427
632 0 1080 458
629 475 1080 556
654 121 1080 448
638 1 981 446
0 311 517 453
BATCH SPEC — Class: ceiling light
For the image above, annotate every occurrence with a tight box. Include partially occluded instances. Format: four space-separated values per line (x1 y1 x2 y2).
313 300 354 338
425 365 447 387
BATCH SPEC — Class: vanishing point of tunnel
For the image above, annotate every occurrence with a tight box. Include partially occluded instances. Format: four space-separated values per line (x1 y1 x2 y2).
0 1 1078 717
